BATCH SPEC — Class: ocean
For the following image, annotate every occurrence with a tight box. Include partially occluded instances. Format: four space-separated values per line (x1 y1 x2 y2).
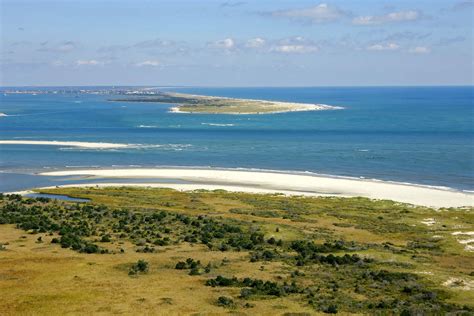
0 86 473 192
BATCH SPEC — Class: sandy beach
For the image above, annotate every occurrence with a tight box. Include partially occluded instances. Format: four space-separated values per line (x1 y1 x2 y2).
168 103 339 114
39 168 474 208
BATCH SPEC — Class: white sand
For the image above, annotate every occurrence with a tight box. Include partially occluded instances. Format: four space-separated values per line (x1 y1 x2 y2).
169 104 341 115
452 232 474 236
0 140 128 149
166 92 342 114
39 168 474 208
421 218 436 226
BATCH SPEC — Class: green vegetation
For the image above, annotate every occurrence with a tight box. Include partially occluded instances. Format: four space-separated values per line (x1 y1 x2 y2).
0 187 473 314
216 296 235 308
128 260 149 276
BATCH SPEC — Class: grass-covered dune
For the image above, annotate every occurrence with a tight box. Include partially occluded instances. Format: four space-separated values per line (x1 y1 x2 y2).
0 187 473 315
110 92 341 114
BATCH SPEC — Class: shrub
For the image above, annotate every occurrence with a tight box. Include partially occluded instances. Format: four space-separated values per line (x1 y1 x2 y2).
100 234 111 242
324 305 338 314
217 296 234 307
189 267 201 275
175 261 186 269
129 259 149 275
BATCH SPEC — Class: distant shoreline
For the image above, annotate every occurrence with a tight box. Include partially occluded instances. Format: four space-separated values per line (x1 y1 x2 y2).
111 91 343 114
29 167 474 208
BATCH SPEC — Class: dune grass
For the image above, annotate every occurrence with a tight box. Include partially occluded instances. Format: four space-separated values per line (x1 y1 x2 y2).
0 187 473 315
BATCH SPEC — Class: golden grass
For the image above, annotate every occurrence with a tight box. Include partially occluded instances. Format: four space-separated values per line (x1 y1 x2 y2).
1 187 473 314
0 225 317 315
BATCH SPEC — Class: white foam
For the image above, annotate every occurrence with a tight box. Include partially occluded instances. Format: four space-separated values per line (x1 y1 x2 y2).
201 123 235 127
0 140 128 149
127 144 192 150
0 140 192 151
137 125 158 128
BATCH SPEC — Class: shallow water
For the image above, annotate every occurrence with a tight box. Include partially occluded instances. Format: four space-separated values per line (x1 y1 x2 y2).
0 86 472 192
25 193 90 203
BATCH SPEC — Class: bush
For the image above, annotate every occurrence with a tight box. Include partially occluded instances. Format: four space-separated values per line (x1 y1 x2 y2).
100 234 111 242
82 243 100 254
189 267 201 275
324 305 338 314
175 261 186 269
136 260 149 272
129 259 149 275
217 296 234 307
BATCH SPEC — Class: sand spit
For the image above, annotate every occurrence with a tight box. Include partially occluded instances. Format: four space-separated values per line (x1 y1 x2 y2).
38 168 474 208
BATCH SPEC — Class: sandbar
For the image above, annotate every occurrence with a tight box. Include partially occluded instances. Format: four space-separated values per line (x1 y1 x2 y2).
39 168 474 208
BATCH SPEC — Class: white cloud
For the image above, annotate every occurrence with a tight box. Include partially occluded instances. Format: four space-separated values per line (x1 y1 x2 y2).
353 10 420 25
207 36 319 54
408 46 430 54
367 43 400 51
245 37 266 48
271 37 319 54
270 3 347 23
75 59 103 66
272 44 319 53
220 1 246 8
211 38 235 50
134 39 175 49
135 60 160 67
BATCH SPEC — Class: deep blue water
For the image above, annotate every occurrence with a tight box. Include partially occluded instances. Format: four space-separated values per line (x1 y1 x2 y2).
0 86 473 191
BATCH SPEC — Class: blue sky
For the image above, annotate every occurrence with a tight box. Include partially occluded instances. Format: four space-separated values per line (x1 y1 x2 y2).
1 0 472 86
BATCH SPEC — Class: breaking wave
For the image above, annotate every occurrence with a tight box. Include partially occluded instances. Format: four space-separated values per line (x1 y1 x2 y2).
201 123 235 127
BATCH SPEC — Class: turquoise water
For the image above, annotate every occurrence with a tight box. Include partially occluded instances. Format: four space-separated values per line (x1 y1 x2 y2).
0 86 472 191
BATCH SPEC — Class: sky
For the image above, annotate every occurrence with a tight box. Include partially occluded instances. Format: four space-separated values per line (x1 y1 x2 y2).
0 0 473 86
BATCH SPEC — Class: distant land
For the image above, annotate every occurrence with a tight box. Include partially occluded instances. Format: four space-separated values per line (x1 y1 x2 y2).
1 87 342 114
111 91 343 114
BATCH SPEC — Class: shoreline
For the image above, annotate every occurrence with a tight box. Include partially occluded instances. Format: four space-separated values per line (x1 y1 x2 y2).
35 167 474 208
168 104 341 115
114 91 343 114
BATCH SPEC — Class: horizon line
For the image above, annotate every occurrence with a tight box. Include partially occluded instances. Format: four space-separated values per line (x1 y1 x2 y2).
1 84 473 89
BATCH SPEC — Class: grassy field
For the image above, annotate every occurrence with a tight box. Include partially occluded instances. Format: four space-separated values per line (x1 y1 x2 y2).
111 92 336 114
1 187 473 315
